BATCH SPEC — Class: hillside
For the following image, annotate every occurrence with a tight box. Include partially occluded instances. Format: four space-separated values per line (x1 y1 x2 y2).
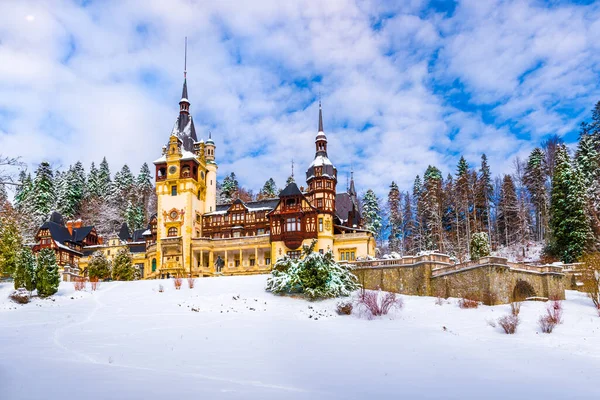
1 276 599 399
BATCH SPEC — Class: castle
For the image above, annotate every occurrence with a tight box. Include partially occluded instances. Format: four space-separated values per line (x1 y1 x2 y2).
38 72 375 280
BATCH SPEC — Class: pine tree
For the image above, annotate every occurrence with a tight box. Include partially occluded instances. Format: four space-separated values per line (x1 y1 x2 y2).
88 251 111 280
98 157 112 198
497 175 519 246
423 166 443 251
112 248 136 281
285 175 295 186
0 213 22 277
402 192 415 254
259 178 278 199
548 144 591 263
456 156 472 254
524 147 548 242
36 248 60 297
476 154 493 240
387 182 402 253
442 173 459 257
31 161 55 224
362 189 383 240
13 247 37 292
413 175 425 252
220 173 239 203
125 199 144 231
14 170 32 211
87 162 101 198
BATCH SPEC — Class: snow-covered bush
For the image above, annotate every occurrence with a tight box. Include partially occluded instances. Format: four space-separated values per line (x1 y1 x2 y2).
539 314 557 333
458 297 479 309
266 241 360 299
470 232 490 260
356 289 403 318
111 249 135 281
187 277 195 289
73 277 86 291
88 251 111 281
498 315 519 334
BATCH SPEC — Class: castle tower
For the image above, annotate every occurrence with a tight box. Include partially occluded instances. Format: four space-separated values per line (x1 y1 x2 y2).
152 45 214 277
305 102 337 252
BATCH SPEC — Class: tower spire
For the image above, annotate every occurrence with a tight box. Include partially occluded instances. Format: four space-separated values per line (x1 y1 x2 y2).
184 36 187 79
318 100 324 132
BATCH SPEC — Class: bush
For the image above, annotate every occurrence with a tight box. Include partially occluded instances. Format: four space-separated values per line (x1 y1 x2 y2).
187 277 195 289
539 314 557 333
548 300 563 324
73 277 86 291
266 241 360 299
336 301 353 315
510 302 521 316
498 315 519 334
88 251 111 281
458 297 479 309
435 296 444 306
470 232 491 260
174 277 182 290
112 249 135 281
357 289 403 319
13 247 37 292
90 277 99 291
158 284 164 293
9 288 30 304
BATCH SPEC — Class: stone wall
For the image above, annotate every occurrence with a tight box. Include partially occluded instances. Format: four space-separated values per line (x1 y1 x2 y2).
350 254 566 305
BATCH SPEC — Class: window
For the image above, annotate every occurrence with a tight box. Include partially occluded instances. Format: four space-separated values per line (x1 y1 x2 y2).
250 258 255 266
317 181 322 188
233 231 241 238
319 218 323 232
196 230 200 238
319 249 324 254
257 228 265 235
287 251 301 259
326 181 332 188
171 185 177 196
107 250 111 256
152 258 156 272
317 199 323 208
168 227 178 237
286 217 300 232
235 259 240 267
265 257 271 265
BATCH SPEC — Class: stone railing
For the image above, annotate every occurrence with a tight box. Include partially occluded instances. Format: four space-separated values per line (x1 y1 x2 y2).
350 253 452 270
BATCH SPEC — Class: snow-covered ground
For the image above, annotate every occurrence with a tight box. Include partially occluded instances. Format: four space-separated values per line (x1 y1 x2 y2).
1 276 599 400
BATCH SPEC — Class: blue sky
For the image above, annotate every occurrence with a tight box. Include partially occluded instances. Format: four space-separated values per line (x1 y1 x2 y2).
1 0 600 198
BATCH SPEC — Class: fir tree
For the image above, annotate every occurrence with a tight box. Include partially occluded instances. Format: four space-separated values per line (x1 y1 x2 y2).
36 248 60 297
285 175 295 186
98 157 112 198
456 156 473 254
13 247 37 292
423 166 443 251
0 213 22 277
125 199 145 231
476 154 493 239
387 182 402 253
362 189 383 240
412 175 425 252
14 170 32 211
31 161 55 224
524 147 548 241
497 175 519 246
402 192 415 254
548 144 591 263
259 178 278 199
87 162 101 198
88 251 112 280
220 173 239 203
112 248 136 281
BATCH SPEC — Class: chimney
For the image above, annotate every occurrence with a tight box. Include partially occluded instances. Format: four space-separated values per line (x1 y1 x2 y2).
74 219 83 229
66 221 73 235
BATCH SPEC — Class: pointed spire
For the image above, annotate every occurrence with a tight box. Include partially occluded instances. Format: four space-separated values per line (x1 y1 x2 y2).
349 165 356 196
180 37 189 101
318 100 324 132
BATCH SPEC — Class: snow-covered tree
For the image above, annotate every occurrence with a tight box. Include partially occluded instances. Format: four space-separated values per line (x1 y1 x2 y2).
258 178 278 199
266 240 359 299
476 154 494 239
0 211 22 277
285 175 295 186
219 172 239 203
362 189 383 240
125 199 144 231
423 165 443 251
387 182 402 253
87 162 101 198
548 144 591 263
97 157 112 198
497 175 519 246
455 156 473 254
88 251 111 280
412 175 425 253
470 232 491 260
524 147 548 241
31 161 55 225
36 248 60 298
13 247 37 292
112 248 136 281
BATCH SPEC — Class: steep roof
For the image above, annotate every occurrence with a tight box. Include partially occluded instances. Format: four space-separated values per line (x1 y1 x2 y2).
118 223 130 242
279 182 303 197
72 226 94 242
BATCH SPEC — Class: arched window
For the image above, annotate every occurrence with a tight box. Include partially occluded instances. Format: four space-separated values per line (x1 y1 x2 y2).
152 258 157 272
168 227 178 237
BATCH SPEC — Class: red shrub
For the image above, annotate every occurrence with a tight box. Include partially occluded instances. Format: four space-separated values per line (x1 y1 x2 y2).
336 301 353 315
357 290 403 318
187 277 195 289
90 277 99 291
539 314 557 333
547 300 563 324
458 298 479 309
498 315 519 334
510 302 521 316
73 277 86 291
173 277 182 290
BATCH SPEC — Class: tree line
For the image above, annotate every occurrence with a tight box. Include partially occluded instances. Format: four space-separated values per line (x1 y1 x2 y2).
362 101 600 264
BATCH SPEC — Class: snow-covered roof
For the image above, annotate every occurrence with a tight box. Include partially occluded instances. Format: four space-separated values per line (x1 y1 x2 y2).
142 229 151 236
153 149 198 164
55 240 83 255
309 155 333 168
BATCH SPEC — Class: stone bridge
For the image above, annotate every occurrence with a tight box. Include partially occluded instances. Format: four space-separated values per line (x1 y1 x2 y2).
349 254 568 305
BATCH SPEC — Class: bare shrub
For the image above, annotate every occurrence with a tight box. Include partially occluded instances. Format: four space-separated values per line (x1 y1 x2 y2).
357 290 403 318
158 284 164 293
458 297 479 309
9 289 30 304
539 314 557 333
547 300 563 324
498 315 519 334
90 277 99 291
510 302 521 316
435 296 444 306
174 277 183 290
187 277 195 289
73 277 86 291
336 301 353 315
